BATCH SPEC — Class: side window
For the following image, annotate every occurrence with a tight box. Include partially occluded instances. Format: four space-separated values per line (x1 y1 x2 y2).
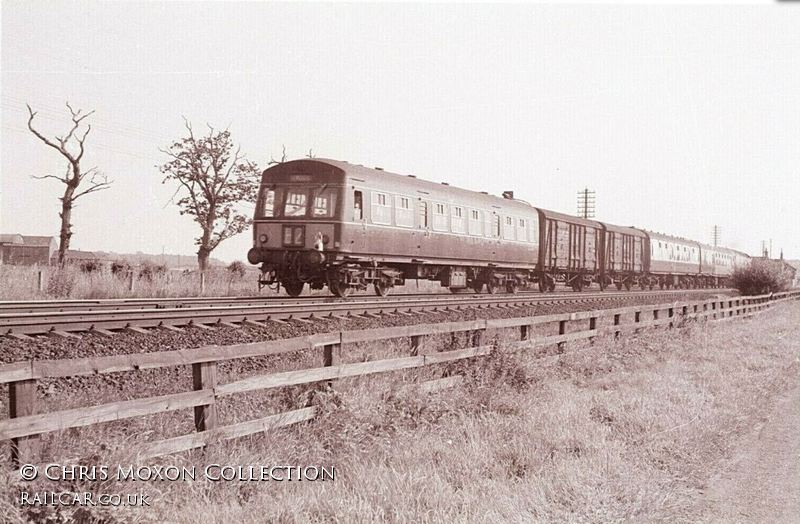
451 206 465 234
468 209 482 236
371 192 391 225
353 190 363 221
395 196 414 228
432 203 448 232
517 218 526 241
503 216 514 240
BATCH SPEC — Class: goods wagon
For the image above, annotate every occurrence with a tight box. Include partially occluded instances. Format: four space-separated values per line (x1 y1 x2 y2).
535 209 602 292
600 223 647 290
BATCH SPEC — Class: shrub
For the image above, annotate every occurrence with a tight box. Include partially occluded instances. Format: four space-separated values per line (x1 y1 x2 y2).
46 268 76 298
731 259 791 295
110 260 131 277
79 260 102 273
227 260 247 279
138 261 167 281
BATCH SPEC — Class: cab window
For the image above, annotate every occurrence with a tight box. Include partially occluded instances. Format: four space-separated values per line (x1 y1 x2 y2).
312 189 338 218
284 190 308 217
257 188 281 218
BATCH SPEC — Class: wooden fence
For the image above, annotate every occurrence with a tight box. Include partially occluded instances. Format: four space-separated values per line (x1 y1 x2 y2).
2 290 798 464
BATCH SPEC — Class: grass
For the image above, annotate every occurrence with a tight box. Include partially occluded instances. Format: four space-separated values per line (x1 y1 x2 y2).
0 265 450 300
1 302 798 523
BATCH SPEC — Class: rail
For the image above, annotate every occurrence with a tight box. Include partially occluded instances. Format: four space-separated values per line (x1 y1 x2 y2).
2 289 798 464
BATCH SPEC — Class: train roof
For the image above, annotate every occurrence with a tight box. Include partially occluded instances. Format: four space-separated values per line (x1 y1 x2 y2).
600 222 647 237
265 159 540 215
534 208 602 228
697 243 751 258
643 230 702 247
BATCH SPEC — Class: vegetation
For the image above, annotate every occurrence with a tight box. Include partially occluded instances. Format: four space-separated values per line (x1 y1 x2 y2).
1 300 797 522
26 102 111 265
731 258 792 295
158 120 261 271
0 264 260 300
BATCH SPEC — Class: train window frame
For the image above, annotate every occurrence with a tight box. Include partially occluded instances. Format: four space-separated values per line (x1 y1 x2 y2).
353 190 364 221
284 189 309 217
371 191 391 225
502 216 515 240
395 195 414 228
257 187 280 218
312 188 338 218
451 206 466 234
468 209 482 236
432 201 448 232
516 218 526 242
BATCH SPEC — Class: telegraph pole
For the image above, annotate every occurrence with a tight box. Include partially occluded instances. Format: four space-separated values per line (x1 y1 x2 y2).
577 188 595 219
711 225 721 247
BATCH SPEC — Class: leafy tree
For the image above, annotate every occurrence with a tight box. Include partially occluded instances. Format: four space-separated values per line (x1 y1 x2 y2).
159 120 261 271
26 103 111 265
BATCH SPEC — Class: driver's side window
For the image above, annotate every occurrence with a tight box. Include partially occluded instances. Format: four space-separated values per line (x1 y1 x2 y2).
354 190 363 220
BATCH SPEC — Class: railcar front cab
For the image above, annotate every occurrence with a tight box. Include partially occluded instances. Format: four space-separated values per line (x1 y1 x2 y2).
248 163 346 297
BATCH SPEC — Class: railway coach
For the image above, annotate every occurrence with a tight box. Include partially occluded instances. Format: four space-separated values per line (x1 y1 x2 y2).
247 159 541 297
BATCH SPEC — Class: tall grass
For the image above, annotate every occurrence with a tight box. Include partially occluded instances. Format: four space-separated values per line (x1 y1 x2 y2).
0 265 451 300
0 265 260 300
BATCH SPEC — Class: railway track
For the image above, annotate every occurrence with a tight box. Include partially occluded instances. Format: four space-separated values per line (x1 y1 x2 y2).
0 289 732 338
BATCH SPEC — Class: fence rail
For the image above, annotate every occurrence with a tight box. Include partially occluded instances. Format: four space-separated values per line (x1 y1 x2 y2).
3 290 799 464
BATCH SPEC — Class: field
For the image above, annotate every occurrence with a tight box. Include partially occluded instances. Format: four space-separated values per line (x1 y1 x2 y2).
1 299 797 522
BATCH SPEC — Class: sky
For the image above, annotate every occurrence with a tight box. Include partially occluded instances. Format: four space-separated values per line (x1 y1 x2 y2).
2 1 799 263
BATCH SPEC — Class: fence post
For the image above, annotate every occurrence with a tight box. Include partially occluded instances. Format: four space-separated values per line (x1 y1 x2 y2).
473 329 486 347
128 271 135 292
520 325 529 341
410 335 423 356
192 362 218 432
588 317 597 344
37 270 45 293
613 314 621 340
668 308 674 328
323 343 337 389
10 379 39 466
634 311 641 334
557 320 567 351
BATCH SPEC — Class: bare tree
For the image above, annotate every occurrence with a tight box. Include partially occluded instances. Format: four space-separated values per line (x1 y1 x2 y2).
26 103 111 265
159 119 261 271
268 145 287 165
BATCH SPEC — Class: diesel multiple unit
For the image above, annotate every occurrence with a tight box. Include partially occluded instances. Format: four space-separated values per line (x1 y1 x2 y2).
247 159 749 297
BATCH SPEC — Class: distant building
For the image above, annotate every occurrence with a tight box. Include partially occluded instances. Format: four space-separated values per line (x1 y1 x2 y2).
786 260 800 288
0 234 58 265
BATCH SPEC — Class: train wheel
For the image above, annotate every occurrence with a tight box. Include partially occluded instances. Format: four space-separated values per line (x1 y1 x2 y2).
486 281 498 294
329 280 351 298
624 280 632 291
573 278 584 292
374 280 390 297
505 281 518 294
548 280 556 292
472 281 484 294
538 279 547 293
615 281 623 291
283 280 305 297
